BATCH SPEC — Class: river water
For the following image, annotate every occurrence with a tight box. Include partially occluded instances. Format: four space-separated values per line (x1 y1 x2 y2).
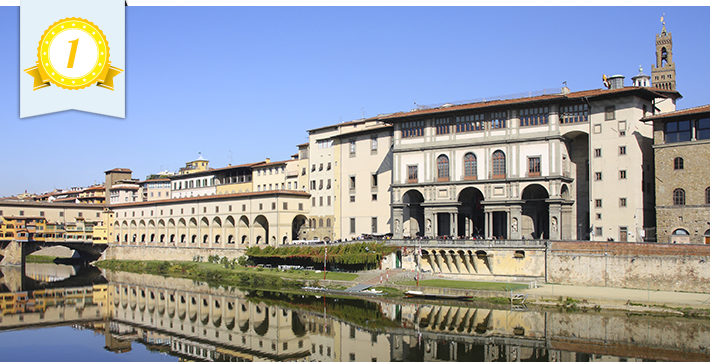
1 264 709 362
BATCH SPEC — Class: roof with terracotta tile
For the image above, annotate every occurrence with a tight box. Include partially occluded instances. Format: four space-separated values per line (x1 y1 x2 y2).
377 87 680 122
105 168 132 174
642 104 710 121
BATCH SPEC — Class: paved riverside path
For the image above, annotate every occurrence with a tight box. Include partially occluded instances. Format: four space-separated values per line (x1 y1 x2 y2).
521 284 710 307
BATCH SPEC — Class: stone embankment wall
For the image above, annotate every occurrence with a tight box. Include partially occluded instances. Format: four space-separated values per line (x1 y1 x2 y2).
548 241 710 293
104 245 245 262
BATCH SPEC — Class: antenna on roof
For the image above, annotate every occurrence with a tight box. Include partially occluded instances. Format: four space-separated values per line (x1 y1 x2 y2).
361 107 365 119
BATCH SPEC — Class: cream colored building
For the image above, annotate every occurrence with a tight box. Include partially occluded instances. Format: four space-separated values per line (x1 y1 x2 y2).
305 125 340 241
111 190 310 246
170 170 216 199
214 162 261 195
141 178 171 202
385 85 678 242
336 120 393 239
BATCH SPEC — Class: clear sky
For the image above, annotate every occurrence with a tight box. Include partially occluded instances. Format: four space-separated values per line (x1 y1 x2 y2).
1 6 708 197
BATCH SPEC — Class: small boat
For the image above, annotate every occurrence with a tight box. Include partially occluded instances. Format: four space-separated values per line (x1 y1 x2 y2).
405 290 473 300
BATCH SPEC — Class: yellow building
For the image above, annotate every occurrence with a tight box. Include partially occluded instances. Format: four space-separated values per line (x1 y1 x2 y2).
178 153 210 175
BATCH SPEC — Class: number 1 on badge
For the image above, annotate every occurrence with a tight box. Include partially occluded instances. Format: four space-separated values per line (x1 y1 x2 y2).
67 38 79 68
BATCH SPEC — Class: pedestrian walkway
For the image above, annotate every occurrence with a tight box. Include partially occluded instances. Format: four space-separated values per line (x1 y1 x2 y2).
522 284 710 308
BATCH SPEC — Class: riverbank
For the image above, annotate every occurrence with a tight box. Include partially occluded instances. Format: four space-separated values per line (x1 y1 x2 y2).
94 260 710 317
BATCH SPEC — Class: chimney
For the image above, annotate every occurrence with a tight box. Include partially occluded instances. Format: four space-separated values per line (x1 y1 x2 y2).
265 158 271 163
608 74 625 89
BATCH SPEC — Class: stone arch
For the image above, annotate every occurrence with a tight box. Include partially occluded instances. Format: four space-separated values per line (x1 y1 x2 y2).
168 218 176 243
178 218 187 243
291 215 307 241
238 216 249 245
158 219 166 243
212 216 222 244
254 215 269 245
130 220 137 244
148 220 156 242
200 217 210 244
458 187 485 238
402 189 425 238
521 184 550 239
225 216 236 244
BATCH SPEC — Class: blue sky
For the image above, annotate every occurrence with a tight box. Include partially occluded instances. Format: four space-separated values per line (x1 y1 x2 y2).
1 6 709 196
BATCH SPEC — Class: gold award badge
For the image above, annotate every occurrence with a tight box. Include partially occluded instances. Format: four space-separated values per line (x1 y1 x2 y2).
24 18 123 91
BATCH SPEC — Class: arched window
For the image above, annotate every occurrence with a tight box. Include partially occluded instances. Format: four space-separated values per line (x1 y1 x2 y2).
492 150 506 179
326 218 331 227
674 157 684 170
437 155 449 181
706 187 710 204
464 153 477 180
673 188 685 205
318 218 324 228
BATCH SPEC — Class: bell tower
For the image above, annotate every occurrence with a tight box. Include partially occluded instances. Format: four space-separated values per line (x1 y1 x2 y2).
651 15 676 91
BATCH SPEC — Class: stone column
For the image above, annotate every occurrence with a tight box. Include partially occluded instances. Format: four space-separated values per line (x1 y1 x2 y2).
432 212 438 237
485 212 492 238
451 213 457 237
423 208 434 238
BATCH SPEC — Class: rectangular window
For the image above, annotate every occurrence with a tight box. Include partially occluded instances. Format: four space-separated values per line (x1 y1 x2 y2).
259 203 263 210
619 198 627 207
605 105 616 120
371 174 378 188
489 111 507 129
349 176 356 190
272 202 276 210
595 199 602 208
595 172 602 181
327 196 331 206
311 180 316 190
319 180 323 190
618 121 626 136
301 167 306 175
312 164 316 172
319 163 323 171
60 211 64 217
528 156 541 177
319 197 323 206
283 202 288 210
596 213 602 220
698 118 710 140
350 140 356 155
594 148 602 157
40 211 45 217
407 165 418 183
435 117 450 134
298 203 303 211
401 120 424 138
371 137 378 151
78 212 82 217
19 210 24 216
242 204 246 212
350 195 355 202
312 197 316 207
455 113 485 133
371 217 377 233
619 170 627 179
327 162 331 170
560 103 589 124
595 227 603 236
350 218 356 234
372 194 377 201
619 146 626 155
215 206 219 213
519 106 549 126
97 212 101 217
666 120 692 143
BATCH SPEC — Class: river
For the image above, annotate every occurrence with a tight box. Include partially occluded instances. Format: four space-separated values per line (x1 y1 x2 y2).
1 263 709 362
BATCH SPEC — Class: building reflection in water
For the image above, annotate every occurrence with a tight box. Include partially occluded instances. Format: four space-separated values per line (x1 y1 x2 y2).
2 265 710 362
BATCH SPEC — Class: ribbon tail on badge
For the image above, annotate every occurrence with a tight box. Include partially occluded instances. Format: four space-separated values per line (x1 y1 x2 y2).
24 64 51 91
97 66 124 91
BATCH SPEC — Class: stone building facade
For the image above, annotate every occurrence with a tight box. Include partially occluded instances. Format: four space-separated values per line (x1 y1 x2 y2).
384 87 678 242
647 104 710 244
